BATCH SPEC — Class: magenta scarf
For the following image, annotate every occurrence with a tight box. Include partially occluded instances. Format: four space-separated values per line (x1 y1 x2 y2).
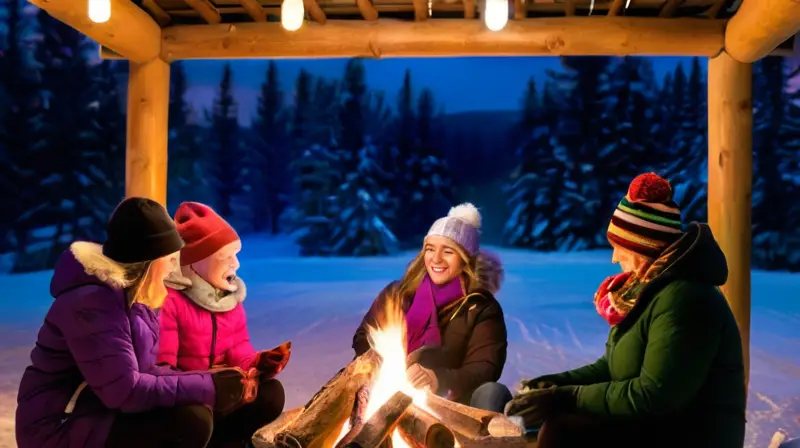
405 275 464 354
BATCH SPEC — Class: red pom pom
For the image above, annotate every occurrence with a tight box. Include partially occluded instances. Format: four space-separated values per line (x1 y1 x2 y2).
627 172 673 203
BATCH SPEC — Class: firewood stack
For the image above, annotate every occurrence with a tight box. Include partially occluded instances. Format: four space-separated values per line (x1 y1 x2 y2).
252 350 532 448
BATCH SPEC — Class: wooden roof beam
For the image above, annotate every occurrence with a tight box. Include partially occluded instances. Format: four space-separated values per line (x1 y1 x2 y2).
160 17 725 61
658 0 681 17
142 0 171 26
356 0 379 21
304 0 328 24
608 0 627 16
184 0 223 24
725 0 800 63
412 0 428 21
463 0 476 19
564 0 576 16
239 0 268 21
27 0 161 63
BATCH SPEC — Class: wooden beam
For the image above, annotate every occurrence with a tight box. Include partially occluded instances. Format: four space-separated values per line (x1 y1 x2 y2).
564 0 576 16
463 0 476 19
141 0 171 26
705 0 727 18
658 0 681 17
239 0 268 21
707 51 752 392
160 17 726 60
514 0 525 20
355 0 379 20
26 0 161 63
608 0 626 16
304 0 327 24
126 58 170 207
185 0 222 24
412 0 428 21
725 0 800 63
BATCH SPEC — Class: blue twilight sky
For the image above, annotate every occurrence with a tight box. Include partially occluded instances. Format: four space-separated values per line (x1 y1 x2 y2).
182 56 703 126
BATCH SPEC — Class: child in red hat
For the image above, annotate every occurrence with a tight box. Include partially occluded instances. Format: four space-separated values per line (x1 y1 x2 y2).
158 201 291 445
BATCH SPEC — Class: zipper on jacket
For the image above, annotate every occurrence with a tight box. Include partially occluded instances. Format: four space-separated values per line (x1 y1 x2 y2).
209 314 218 369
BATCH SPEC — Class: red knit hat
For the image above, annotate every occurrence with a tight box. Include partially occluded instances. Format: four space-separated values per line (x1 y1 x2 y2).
174 202 240 266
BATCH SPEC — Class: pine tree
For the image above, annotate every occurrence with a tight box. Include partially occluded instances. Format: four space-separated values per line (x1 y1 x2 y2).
664 58 708 224
208 63 243 220
167 61 205 212
0 0 39 257
391 70 416 243
547 56 614 250
252 61 288 233
17 11 103 271
504 78 563 249
751 57 800 271
329 59 398 255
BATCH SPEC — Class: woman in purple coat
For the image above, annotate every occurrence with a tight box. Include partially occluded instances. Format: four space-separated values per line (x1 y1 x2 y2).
15 198 277 448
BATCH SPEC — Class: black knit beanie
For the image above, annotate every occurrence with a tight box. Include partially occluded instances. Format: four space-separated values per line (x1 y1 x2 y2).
102 197 185 264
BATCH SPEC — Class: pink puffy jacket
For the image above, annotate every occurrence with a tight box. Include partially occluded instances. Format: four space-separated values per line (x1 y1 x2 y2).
157 288 257 371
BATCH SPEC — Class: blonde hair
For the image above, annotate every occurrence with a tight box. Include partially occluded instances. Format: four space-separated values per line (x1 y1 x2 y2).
122 260 167 309
397 242 479 300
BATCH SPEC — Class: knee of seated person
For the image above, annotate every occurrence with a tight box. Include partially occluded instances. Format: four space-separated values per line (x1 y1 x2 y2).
470 382 512 412
256 378 286 419
173 405 214 445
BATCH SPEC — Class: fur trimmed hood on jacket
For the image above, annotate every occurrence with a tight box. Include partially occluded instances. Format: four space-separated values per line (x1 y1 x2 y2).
68 241 134 289
473 249 505 295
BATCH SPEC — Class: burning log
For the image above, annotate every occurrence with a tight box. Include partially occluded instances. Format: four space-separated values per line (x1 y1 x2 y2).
423 393 524 439
341 391 413 448
334 386 371 448
275 350 382 448
252 407 304 448
397 403 456 448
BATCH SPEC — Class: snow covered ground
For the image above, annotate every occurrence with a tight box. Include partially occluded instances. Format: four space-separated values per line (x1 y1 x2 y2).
0 235 797 447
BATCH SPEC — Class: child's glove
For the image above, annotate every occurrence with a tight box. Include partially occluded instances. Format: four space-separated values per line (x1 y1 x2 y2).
254 341 292 379
211 367 258 415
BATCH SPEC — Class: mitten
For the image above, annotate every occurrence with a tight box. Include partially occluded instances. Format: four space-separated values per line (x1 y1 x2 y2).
255 341 292 379
211 367 258 415
505 386 578 427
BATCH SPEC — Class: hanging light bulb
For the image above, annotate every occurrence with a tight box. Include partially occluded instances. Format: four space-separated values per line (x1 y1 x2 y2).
88 0 111 23
281 0 305 31
484 0 508 32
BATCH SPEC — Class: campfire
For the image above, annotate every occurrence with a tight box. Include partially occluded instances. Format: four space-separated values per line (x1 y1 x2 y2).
253 300 529 448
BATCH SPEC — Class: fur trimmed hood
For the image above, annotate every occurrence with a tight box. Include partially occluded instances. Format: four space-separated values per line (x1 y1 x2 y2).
50 242 132 299
473 249 504 295
165 267 246 313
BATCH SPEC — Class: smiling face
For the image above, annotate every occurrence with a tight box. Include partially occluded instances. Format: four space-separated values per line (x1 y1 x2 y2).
423 235 466 285
191 240 242 292
611 244 650 274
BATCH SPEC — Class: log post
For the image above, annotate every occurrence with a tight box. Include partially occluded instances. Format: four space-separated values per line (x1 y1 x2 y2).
126 58 170 206
707 51 753 392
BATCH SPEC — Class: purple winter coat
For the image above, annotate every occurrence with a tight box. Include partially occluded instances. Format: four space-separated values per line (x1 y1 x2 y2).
15 242 216 448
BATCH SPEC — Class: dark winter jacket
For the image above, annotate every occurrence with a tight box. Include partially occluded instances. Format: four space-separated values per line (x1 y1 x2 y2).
353 254 508 404
548 223 746 448
15 242 216 448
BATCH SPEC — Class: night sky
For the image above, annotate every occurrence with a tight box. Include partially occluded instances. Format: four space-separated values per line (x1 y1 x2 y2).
182 56 702 126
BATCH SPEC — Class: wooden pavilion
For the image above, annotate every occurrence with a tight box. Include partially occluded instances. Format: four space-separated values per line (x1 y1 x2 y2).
26 0 800 392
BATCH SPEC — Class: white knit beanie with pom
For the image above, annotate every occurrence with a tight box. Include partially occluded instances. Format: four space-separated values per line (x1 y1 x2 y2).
425 203 481 256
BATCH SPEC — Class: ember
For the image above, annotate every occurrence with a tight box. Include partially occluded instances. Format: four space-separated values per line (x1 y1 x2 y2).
252 299 529 448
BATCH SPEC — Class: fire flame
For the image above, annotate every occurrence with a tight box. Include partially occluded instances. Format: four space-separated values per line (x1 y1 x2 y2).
334 299 432 447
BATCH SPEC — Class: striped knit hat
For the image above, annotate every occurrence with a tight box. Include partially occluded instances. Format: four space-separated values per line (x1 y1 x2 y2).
607 173 683 259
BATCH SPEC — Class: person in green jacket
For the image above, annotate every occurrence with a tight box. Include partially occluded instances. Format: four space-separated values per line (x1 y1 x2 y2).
502 172 746 448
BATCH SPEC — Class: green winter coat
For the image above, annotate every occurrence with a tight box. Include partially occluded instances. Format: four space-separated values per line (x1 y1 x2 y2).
548 223 746 448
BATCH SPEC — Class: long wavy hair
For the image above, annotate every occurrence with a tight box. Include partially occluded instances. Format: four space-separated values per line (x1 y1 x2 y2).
121 260 165 309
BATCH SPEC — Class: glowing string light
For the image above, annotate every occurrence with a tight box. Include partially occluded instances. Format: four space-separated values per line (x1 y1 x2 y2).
88 0 111 23
281 0 305 31
484 0 508 31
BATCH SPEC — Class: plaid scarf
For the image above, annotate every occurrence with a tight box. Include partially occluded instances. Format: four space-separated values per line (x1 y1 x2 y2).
607 243 683 317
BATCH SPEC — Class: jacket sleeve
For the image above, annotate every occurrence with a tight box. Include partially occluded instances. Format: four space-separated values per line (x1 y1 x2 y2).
546 355 611 386
352 282 395 357
62 286 216 412
226 304 257 369
575 282 727 417
432 300 508 400
156 293 180 368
